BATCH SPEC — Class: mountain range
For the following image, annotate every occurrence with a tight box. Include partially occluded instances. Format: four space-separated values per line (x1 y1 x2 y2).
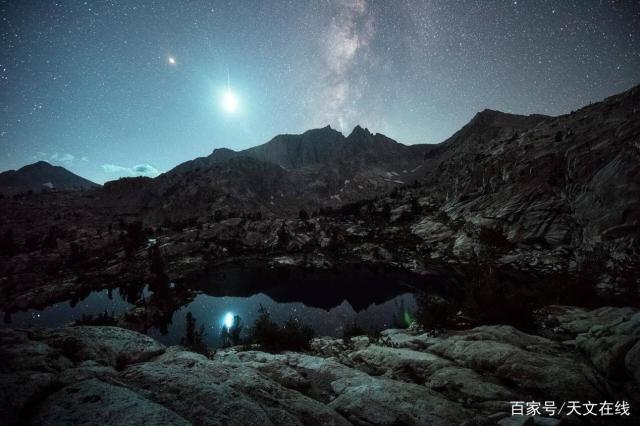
97 124 436 220
2 84 639 255
1 83 639 331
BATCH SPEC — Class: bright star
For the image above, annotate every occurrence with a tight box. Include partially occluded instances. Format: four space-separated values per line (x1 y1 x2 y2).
221 90 238 113
223 312 234 329
167 56 176 65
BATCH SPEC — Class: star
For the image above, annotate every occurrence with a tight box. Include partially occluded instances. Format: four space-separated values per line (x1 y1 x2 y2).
167 56 176 66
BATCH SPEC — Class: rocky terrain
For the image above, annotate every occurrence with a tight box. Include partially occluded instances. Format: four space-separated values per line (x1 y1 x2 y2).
421 89 640 264
1 305 638 425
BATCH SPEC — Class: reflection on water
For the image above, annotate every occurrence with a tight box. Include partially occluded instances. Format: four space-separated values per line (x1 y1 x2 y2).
7 261 625 346
1 262 418 348
1 288 138 329
147 292 416 347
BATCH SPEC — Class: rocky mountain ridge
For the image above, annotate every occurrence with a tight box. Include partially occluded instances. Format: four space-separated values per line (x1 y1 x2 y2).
99 84 640 252
450 89 639 251
100 125 432 221
204 125 428 170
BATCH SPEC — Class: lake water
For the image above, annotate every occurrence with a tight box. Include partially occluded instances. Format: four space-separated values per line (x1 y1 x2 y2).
2 288 137 329
2 263 421 347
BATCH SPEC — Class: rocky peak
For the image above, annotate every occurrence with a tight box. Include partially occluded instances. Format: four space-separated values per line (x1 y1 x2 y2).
347 125 372 139
25 160 54 170
15 161 68 176
469 109 544 128
439 108 548 150
302 125 342 138
0 161 99 195
469 109 507 125
209 147 238 163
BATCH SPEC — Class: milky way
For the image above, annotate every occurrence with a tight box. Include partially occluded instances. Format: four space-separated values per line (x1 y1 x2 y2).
1 0 639 183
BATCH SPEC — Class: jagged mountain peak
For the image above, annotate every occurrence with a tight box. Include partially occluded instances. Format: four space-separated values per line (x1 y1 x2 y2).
305 124 339 134
292 125 344 140
347 125 372 138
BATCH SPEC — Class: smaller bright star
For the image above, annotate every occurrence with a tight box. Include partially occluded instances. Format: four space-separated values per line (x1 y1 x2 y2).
167 56 176 65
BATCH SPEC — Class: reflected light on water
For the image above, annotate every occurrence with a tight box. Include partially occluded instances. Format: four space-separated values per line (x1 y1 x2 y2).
223 312 234 329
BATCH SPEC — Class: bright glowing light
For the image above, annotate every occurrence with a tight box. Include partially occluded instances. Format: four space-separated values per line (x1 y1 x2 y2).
221 90 238 113
168 56 176 65
223 312 234 329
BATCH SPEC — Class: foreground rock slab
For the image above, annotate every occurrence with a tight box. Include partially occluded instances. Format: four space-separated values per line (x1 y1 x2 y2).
1 305 639 425
31 378 190 425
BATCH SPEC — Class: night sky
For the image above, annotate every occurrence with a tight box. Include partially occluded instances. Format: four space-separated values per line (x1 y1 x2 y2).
1 0 639 183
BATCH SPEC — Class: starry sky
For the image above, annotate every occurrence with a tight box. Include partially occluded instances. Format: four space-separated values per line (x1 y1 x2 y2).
1 0 639 184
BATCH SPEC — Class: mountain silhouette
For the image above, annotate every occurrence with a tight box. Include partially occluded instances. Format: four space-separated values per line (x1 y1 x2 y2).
0 161 99 196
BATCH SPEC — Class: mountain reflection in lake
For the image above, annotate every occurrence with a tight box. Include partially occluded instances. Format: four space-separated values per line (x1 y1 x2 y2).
1 288 137 329
148 292 416 347
1 263 421 348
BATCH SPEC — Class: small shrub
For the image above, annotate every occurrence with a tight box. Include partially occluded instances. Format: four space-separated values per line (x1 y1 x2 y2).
74 310 117 326
182 312 208 355
415 294 455 330
281 318 315 351
342 321 366 341
247 306 315 353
